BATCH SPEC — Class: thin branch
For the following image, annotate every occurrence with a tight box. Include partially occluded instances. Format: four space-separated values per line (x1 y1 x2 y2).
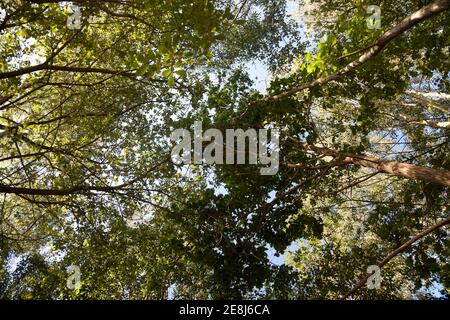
0 158 169 196
342 216 450 299
257 0 450 104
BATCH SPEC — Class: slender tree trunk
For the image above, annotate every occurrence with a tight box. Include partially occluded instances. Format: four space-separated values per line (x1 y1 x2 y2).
342 216 450 300
344 154 450 186
296 141 450 187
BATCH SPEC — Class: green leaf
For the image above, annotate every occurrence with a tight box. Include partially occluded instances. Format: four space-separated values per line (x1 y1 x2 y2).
137 65 149 76
167 75 175 87
162 69 172 78
307 63 316 74
175 69 187 77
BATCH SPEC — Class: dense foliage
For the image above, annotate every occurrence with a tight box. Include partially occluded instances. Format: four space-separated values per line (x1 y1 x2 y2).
0 0 449 299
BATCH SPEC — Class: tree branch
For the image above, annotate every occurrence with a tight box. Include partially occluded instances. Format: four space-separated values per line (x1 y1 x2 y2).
0 158 169 196
290 138 450 187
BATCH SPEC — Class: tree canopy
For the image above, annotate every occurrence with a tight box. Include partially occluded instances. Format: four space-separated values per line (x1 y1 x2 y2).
0 0 449 299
